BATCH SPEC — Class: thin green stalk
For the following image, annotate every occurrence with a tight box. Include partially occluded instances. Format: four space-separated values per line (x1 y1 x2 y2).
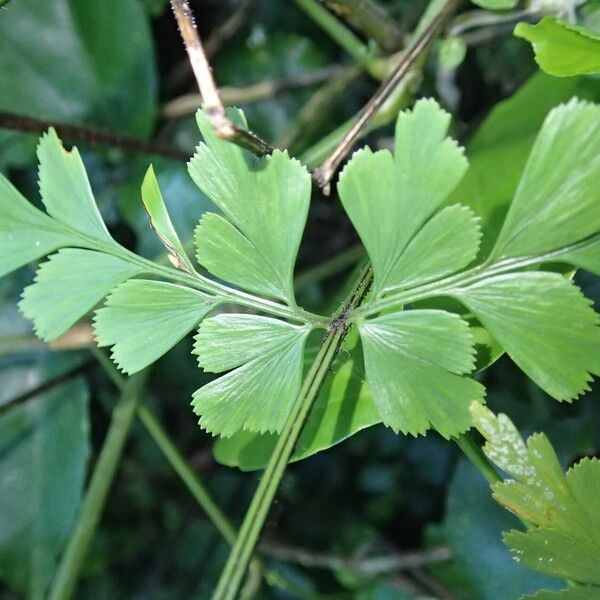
73 227 328 327
212 264 373 600
48 370 149 600
299 72 415 170
293 0 378 74
92 349 269 598
136 405 237 544
92 348 237 543
354 232 600 318
454 432 502 486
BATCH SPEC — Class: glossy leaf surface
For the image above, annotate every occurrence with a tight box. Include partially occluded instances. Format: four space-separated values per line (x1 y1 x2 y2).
491 100 600 260
0 376 89 598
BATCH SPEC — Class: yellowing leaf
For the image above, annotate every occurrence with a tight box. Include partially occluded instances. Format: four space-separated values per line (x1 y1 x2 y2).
471 405 600 586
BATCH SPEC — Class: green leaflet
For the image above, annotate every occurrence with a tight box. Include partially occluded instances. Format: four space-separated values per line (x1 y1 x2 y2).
214 329 380 470
472 405 600 586
471 0 516 8
560 238 600 276
522 588 600 600
94 280 218 375
358 310 484 438
515 17 600 77
37 129 113 244
0 173 74 277
452 272 600 401
491 100 600 260
0 376 89 599
338 98 468 297
388 204 481 291
141 165 195 273
446 73 600 255
193 315 310 437
20 249 143 340
189 108 310 305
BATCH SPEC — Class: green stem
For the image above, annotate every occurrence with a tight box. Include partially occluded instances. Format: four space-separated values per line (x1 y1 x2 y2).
299 72 415 170
293 0 379 75
80 233 328 327
354 232 600 319
48 370 149 600
92 348 237 544
212 264 373 600
454 432 502 486
136 405 237 544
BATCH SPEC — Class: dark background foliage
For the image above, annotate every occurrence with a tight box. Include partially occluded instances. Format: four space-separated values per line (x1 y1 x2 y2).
0 1 599 598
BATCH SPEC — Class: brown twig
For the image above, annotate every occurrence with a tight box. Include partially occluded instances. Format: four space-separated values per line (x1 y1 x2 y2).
169 0 273 156
312 0 459 191
259 542 452 576
0 111 189 161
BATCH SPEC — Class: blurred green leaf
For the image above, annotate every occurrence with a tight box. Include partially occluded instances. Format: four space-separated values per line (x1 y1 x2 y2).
0 0 156 136
515 17 600 77
94 280 218 375
522 587 600 599
442 459 562 600
471 0 517 8
439 36 467 70
0 376 89 599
